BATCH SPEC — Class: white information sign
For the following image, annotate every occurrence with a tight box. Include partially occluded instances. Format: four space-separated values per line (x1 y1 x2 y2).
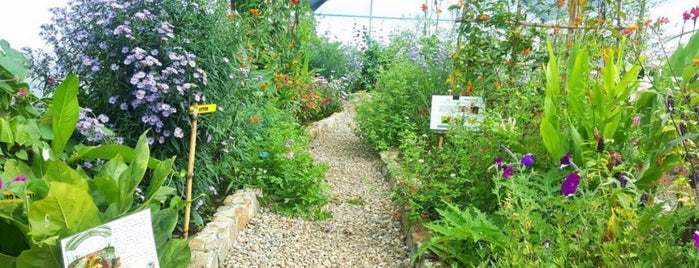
61 209 159 268
429 95 485 131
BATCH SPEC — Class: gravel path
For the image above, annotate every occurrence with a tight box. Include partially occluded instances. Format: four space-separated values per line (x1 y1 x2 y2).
224 104 409 267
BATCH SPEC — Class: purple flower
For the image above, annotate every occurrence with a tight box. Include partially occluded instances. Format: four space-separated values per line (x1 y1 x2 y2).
13 175 27 182
561 172 580 197
503 166 514 179
615 173 630 188
494 157 504 168
0 180 2 189
559 152 572 169
694 230 699 248
521 154 535 167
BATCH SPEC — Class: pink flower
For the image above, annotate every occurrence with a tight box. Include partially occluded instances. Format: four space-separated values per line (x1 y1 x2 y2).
18 89 27 97
684 11 691 21
694 230 699 248
633 116 641 126
47 77 57 84
12 175 26 182
322 98 330 105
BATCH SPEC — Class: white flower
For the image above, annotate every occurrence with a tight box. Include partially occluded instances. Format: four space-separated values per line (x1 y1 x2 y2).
174 127 184 138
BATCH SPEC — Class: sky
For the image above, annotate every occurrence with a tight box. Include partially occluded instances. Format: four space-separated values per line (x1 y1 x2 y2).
0 0 697 50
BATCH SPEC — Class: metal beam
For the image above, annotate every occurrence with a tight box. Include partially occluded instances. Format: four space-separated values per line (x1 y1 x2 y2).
310 0 329 11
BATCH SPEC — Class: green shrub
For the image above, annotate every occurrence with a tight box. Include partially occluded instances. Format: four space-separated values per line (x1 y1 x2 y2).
228 103 330 218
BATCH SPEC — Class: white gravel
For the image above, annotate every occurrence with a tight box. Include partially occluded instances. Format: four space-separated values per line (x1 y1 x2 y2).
224 104 409 267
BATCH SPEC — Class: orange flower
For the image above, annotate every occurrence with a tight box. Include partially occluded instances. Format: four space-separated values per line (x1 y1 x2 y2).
522 48 531 55
437 8 442 14
249 9 261 16
494 81 502 88
622 24 638 35
261 82 267 90
644 19 652 26
553 27 560 34
574 16 583 24
692 58 699 67
557 0 565 7
479 14 490 22
248 115 260 124
421 3 428 12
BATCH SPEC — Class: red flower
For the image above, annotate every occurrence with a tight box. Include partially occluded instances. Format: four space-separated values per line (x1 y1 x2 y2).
692 7 699 21
291 0 299 5
684 11 691 21
421 3 428 12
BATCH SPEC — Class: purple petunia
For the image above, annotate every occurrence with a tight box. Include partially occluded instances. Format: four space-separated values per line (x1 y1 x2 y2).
503 166 514 179
521 154 535 167
562 172 580 197
694 230 699 248
494 157 504 168
559 152 572 169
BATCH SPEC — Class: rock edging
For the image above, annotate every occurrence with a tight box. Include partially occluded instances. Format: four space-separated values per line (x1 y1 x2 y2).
380 149 441 268
188 189 260 268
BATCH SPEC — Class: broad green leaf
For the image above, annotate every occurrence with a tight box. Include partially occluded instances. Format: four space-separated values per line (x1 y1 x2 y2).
96 154 129 183
15 244 62 268
116 134 150 214
0 217 30 256
541 118 565 163
151 207 178 248
27 182 102 243
0 117 14 144
144 157 174 203
157 239 191 268
10 118 40 146
69 144 161 168
0 253 17 268
44 160 88 191
50 74 79 154
0 40 30 80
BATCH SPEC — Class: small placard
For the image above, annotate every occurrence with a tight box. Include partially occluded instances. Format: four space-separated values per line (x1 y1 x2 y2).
0 190 36 204
429 95 485 131
61 209 159 268
190 103 217 114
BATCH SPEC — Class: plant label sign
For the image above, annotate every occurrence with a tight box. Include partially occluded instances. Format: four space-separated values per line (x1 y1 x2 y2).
61 209 159 268
429 95 485 131
190 103 217 114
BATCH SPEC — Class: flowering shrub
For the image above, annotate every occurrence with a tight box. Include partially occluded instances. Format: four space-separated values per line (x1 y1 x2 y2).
419 147 699 266
42 0 211 147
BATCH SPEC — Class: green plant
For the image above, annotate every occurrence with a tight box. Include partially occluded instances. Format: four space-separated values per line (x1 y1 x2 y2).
228 103 329 218
420 151 699 267
0 44 188 267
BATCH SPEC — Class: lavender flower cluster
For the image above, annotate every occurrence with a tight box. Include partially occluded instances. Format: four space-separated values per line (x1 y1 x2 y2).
42 0 212 145
76 108 113 143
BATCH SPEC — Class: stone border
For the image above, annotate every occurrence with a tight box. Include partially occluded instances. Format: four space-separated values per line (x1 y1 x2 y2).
188 189 260 268
380 149 441 268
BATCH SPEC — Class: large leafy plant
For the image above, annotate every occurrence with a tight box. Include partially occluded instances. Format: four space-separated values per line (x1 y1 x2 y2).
0 41 188 267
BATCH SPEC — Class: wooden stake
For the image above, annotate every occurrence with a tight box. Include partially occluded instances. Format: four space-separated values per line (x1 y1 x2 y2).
183 104 199 238
438 133 444 149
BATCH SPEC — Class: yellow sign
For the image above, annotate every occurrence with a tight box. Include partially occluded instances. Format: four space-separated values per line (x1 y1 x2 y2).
190 104 217 114
0 190 35 204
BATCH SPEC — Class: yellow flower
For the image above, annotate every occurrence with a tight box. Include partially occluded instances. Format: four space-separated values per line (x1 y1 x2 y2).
692 58 699 67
